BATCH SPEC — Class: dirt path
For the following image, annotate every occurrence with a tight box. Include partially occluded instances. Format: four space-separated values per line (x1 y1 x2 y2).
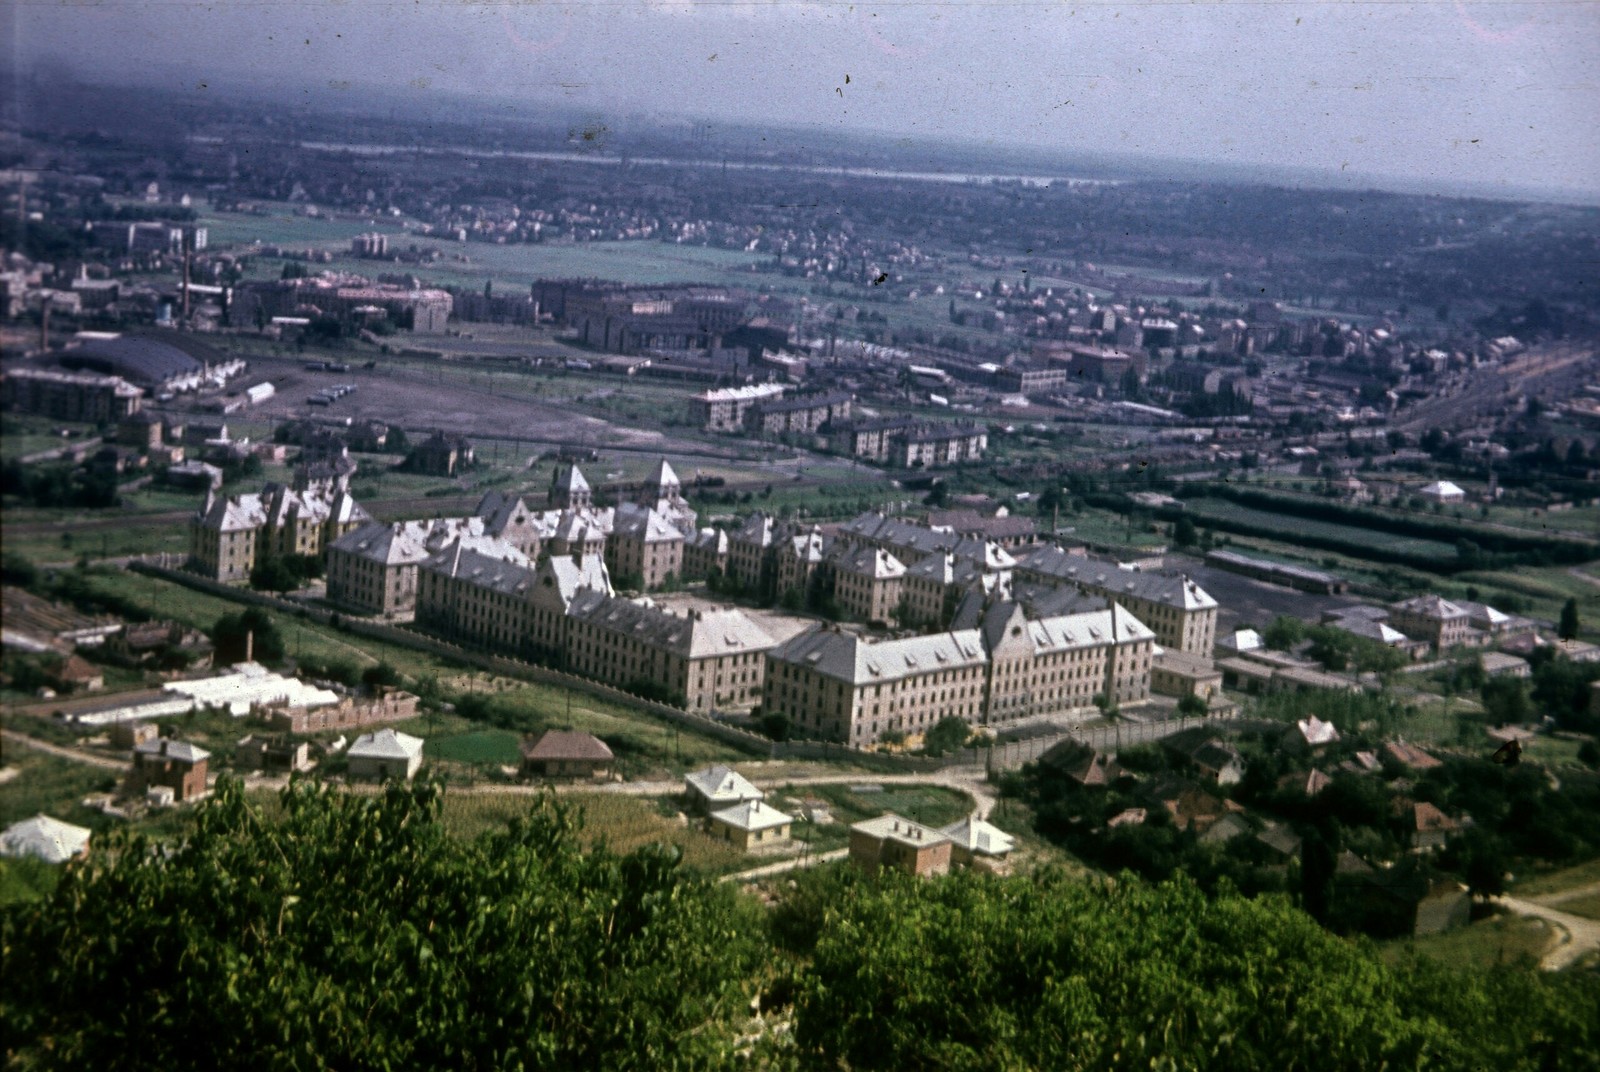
441 769 998 818
1 728 127 771
1491 893 1600 971
721 848 851 884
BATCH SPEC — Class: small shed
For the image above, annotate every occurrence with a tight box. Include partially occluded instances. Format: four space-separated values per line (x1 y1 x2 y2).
520 730 614 780
346 728 424 781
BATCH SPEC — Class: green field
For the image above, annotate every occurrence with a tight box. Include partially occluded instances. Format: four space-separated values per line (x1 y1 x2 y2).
0 747 121 833
1513 858 1600 898
423 728 523 767
1383 913 1555 970
1554 893 1600 922
202 202 772 289
1185 498 1460 564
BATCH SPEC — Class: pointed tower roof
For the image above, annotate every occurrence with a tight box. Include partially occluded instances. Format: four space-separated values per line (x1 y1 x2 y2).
646 457 680 492
554 464 591 493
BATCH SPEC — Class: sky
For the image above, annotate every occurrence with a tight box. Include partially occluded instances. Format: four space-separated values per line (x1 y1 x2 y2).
9 1 1600 198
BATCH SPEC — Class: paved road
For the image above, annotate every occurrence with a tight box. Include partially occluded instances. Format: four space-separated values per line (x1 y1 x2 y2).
1 728 128 771
1492 893 1600 971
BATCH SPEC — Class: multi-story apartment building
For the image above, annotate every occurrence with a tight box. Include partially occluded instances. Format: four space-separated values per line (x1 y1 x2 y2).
776 527 829 602
1389 595 1472 653
189 484 369 583
825 418 988 467
1 367 144 422
326 520 433 616
564 594 774 712
764 600 1156 747
683 527 730 581
1014 545 1218 657
746 390 852 437
901 553 1010 631
727 512 781 595
829 545 907 625
607 502 685 589
413 540 538 653
689 383 787 431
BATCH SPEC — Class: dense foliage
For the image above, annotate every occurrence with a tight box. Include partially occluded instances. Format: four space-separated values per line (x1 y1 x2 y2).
790 867 1600 1071
4 780 1599 1070
1 780 766 1070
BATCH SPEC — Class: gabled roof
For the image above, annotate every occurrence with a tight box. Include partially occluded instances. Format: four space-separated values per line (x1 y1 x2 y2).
685 765 764 804
0 815 92 863
939 815 1016 856
552 464 591 494
135 738 210 763
710 799 792 832
566 596 776 659
1293 716 1341 746
832 545 907 581
1413 801 1460 834
645 457 680 491
769 627 986 687
522 730 613 762
1383 739 1442 770
733 511 779 547
421 540 537 597
331 520 432 566
613 502 683 542
1392 594 1468 621
348 728 424 760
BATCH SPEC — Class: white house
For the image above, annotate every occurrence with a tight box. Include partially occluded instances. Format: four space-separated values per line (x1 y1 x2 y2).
346 728 425 781
684 765 764 814
707 799 793 851
1419 480 1466 504
939 814 1016 870
0 815 93 863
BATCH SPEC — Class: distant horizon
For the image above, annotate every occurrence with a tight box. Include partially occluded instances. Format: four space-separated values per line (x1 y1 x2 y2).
10 1 1597 201
12 60 1598 211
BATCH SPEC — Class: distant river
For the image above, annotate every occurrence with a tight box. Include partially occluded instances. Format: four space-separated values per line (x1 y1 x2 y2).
294 140 1119 189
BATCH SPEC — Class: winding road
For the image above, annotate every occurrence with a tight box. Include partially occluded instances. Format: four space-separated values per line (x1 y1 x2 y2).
1491 885 1600 971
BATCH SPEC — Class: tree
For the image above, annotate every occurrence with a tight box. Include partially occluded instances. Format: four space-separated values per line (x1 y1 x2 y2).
1263 615 1307 651
1559 597 1580 641
760 712 791 742
1 780 767 1070
921 716 971 757
249 555 301 594
1177 693 1208 718
1172 515 1198 548
1481 676 1534 725
210 608 285 666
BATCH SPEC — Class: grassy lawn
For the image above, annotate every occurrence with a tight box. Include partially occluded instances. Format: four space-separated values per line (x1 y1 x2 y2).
1512 857 1600 898
0 747 122 833
1553 893 1600 921
1382 913 1555 971
435 791 749 876
423 728 523 767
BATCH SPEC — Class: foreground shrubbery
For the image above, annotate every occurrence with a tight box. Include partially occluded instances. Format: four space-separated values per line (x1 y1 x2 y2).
4 779 1597 1071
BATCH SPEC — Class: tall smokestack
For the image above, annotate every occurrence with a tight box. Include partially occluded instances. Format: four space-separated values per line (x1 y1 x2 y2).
38 293 50 353
182 235 192 323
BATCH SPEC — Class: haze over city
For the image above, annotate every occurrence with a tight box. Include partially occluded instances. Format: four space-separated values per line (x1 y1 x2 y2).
11 0 1600 199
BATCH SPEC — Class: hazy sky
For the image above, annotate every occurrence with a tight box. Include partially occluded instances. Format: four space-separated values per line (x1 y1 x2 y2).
11 1 1600 196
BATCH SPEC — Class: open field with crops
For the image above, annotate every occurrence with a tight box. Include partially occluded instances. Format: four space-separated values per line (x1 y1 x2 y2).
1183 498 1460 564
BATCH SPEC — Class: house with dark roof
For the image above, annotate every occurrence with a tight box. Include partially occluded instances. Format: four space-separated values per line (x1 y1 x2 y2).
520 730 615 780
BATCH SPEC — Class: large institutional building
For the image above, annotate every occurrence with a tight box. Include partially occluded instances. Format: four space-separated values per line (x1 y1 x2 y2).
190 483 370 583
765 598 1156 748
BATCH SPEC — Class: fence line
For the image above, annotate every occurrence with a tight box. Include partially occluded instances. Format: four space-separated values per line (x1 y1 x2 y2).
126 558 1228 775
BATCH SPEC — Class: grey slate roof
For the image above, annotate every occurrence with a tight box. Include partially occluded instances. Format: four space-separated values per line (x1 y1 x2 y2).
566 595 776 659
768 626 987 687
